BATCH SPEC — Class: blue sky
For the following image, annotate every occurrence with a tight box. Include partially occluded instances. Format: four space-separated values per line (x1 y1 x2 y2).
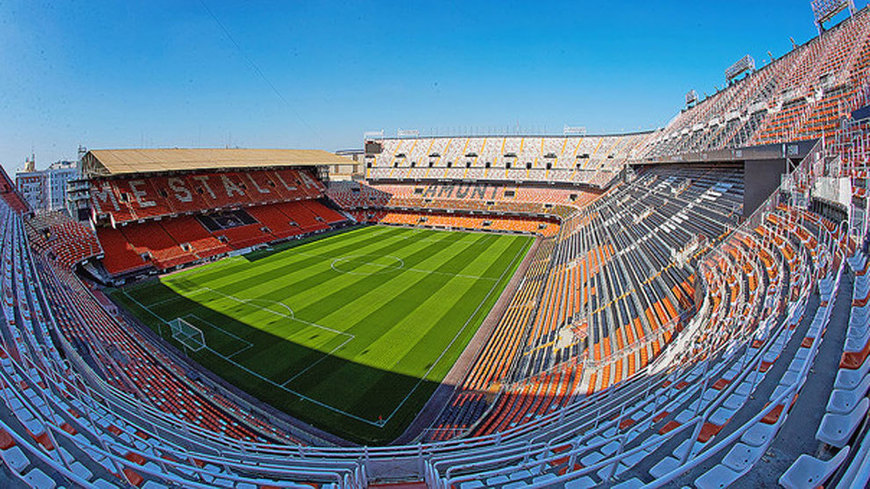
0 0 852 173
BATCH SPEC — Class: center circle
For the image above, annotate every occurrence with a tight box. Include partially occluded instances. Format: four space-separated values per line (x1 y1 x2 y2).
330 255 405 275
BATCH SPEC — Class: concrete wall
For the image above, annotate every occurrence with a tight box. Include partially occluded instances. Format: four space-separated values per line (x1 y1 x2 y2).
743 158 786 218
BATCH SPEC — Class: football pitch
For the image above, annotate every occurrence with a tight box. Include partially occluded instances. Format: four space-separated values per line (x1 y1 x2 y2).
109 225 532 444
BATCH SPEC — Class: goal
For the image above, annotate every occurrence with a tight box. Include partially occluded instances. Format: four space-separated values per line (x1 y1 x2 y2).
169 317 206 352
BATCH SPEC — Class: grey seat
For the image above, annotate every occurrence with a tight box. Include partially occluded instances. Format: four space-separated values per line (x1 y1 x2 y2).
816 398 869 448
779 446 850 489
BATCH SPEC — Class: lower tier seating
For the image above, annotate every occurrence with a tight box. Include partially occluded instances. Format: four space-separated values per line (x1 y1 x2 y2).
94 200 347 276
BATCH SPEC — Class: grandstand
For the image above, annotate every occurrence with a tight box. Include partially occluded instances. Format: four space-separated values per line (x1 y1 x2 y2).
363 132 651 188
82 149 353 280
1 2 870 488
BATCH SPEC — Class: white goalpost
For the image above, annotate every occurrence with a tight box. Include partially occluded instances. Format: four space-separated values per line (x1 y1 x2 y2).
169 317 206 352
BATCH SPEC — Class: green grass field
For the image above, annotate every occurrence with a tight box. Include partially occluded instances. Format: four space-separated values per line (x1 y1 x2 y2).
108 225 532 444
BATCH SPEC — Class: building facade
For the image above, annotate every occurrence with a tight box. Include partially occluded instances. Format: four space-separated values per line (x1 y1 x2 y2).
16 160 81 212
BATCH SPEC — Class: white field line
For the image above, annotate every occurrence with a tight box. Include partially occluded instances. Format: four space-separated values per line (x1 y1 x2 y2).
280 334 355 387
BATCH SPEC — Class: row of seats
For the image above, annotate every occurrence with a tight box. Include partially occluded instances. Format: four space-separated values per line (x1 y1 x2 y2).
366 133 647 182
376 211 561 237
327 181 596 218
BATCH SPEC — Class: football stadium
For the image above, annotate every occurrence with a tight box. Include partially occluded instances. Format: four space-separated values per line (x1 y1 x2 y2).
2 1 870 488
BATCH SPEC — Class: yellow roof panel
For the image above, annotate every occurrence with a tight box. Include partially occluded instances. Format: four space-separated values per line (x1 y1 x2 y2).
87 148 352 176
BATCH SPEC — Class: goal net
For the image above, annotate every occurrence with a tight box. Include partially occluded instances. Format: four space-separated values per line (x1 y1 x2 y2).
169 318 206 352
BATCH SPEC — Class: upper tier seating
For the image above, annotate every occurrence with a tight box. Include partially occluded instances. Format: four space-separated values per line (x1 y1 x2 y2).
362 8 870 186
364 133 651 186
640 7 870 158
90 168 325 225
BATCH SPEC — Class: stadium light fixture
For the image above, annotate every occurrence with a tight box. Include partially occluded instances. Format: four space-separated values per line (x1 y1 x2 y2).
397 129 419 137
725 55 755 83
811 0 855 34
686 89 699 107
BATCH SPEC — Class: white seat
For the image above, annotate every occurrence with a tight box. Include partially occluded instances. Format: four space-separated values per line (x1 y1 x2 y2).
741 419 781 447
485 475 509 486
70 461 93 481
600 440 621 456
826 373 870 415
142 482 170 489
1 446 29 473
816 398 869 448
847 312 869 334
843 328 870 352
23 468 56 489
458 481 484 489
723 393 747 410
834 356 870 390
779 446 850 489
213 477 235 488
710 405 736 426
721 442 764 472
508 469 531 480
649 455 681 478
579 451 604 467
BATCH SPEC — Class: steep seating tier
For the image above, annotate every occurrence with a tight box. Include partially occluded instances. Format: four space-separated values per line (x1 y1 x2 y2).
90 168 325 225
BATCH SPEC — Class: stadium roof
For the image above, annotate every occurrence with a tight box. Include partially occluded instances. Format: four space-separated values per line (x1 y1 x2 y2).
84 148 353 176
